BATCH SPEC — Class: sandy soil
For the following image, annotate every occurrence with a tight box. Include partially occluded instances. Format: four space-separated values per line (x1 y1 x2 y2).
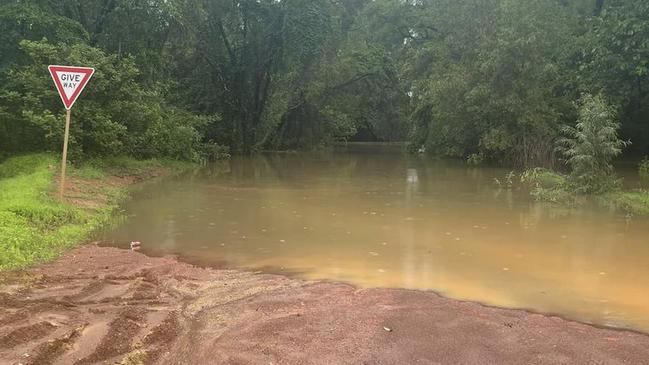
1 245 648 365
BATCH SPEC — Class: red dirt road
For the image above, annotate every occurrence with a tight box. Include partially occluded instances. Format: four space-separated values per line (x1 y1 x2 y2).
1 244 648 365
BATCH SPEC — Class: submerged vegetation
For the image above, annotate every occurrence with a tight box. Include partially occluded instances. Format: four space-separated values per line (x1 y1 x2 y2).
603 190 649 216
0 1 648 268
640 158 649 181
519 168 573 204
0 154 190 270
516 94 649 215
519 165 649 215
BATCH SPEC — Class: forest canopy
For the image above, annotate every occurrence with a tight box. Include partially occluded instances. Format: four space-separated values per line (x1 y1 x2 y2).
0 0 647 166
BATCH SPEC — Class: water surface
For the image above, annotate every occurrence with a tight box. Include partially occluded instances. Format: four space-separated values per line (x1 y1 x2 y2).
102 145 649 332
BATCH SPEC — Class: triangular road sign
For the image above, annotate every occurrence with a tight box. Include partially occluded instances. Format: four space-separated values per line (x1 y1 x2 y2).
48 65 95 110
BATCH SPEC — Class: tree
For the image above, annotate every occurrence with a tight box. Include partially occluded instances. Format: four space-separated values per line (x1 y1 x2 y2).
0 0 646 163
581 0 649 156
407 0 577 167
558 94 629 193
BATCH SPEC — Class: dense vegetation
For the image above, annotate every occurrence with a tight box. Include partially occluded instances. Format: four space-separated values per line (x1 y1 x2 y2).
0 0 647 165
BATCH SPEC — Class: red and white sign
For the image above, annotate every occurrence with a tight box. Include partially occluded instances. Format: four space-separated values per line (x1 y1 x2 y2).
48 65 95 110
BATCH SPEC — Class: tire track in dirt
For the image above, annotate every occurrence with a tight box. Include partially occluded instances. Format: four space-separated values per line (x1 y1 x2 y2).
26 326 84 365
0 322 57 349
2 244 649 365
74 307 147 365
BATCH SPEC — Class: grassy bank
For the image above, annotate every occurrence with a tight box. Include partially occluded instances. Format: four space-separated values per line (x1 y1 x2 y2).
0 153 192 271
602 190 649 216
519 168 649 216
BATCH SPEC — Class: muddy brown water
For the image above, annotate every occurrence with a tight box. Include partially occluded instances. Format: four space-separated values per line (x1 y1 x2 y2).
101 144 649 333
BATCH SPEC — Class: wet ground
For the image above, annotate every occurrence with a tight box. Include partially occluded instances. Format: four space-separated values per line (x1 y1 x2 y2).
102 145 649 332
1 245 649 365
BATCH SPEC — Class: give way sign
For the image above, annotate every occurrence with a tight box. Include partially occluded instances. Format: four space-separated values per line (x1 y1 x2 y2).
48 65 95 110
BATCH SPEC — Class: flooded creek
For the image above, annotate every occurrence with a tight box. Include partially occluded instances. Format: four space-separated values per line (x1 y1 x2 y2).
102 144 649 332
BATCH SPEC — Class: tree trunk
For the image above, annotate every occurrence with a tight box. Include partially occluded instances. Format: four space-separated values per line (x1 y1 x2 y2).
594 0 605 16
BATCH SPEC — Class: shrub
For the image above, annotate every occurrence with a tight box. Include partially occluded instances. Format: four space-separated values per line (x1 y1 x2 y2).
494 171 516 189
202 142 231 162
557 94 629 194
640 157 649 180
520 168 566 189
141 118 202 162
603 190 649 216
520 168 573 203
466 153 484 166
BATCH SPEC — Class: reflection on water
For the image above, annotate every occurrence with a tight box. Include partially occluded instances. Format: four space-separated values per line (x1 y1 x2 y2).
102 144 649 333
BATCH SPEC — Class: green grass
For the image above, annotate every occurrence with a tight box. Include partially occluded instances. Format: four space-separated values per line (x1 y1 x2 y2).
77 156 191 177
0 154 92 270
603 190 649 216
0 153 192 271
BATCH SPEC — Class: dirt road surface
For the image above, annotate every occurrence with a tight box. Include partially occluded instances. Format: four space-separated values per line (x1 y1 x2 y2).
1 244 648 365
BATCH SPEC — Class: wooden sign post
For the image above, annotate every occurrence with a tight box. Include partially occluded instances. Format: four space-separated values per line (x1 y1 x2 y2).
48 65 94 200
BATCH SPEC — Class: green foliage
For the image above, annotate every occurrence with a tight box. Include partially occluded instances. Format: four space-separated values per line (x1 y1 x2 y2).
0 0 647 161
494 171 516 190
407 0 573 167
0 3 88 72
639 157 649 180
521 168 567 190
201 142 231 162
558 94 629 194
520 168 572 203
0 39 213 161
602 190 649 216
466 153 484 166
580 0 649 157
520 166 649 214
139 114 207 162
